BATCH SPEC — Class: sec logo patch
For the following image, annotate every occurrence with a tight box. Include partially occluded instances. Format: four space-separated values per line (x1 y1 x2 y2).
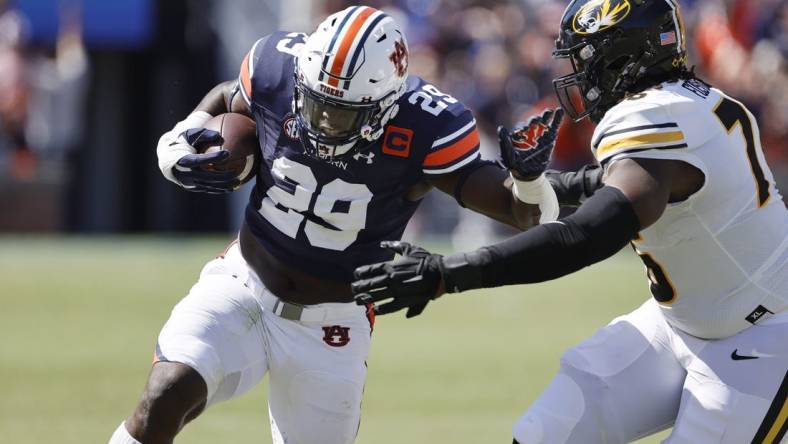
283 117 299 140
382 125 413 158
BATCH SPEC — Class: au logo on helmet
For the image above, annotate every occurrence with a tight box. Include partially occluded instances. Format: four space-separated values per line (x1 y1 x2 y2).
389 39 408 77
572 0 631 35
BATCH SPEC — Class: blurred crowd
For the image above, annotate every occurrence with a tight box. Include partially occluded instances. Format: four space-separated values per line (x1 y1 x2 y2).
0 0 88 181
0 0 785 234
0 0 89 231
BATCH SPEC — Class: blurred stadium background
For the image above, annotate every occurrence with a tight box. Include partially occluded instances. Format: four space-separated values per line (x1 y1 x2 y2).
0 0 786 443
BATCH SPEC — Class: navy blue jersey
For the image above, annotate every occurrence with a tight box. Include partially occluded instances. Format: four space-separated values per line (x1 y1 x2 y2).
238 31 483 282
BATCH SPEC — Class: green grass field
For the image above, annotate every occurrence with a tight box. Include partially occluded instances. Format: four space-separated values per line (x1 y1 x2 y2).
0 236 670 443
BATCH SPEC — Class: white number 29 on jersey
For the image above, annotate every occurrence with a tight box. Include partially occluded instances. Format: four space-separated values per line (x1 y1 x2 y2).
408 84 458 116
258 157 373 251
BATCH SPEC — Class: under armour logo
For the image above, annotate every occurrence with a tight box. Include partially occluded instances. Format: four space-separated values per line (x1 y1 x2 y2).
322 325 350 347
353 151 375 164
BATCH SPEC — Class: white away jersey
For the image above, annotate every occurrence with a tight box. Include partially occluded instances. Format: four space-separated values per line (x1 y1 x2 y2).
592 79 788 339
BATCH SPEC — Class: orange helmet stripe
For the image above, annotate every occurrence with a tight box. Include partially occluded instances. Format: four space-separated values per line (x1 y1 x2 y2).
327 7 377 87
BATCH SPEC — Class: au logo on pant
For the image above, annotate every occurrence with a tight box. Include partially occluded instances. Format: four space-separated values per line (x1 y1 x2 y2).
322 325 350 347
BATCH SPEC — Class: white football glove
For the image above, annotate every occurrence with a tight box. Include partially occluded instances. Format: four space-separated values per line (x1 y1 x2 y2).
156 111 213 185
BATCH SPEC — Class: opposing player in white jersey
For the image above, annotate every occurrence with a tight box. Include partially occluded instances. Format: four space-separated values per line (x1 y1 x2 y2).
352 1 788 442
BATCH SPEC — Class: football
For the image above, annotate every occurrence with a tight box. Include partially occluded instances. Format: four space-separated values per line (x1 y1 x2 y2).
200 113 260 186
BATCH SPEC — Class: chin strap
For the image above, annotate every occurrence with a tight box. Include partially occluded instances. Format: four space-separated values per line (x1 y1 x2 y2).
361 82 407 142
361 100 401 142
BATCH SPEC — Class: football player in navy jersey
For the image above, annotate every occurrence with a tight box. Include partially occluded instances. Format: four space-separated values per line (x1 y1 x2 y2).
108 6 597 444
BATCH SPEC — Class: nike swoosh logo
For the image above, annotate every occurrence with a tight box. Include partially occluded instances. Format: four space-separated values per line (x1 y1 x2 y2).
731 349 759 361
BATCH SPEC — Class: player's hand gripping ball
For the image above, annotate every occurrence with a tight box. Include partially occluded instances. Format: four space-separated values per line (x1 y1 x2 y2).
352 241 445 318
499 108 564 180
173 113 260 194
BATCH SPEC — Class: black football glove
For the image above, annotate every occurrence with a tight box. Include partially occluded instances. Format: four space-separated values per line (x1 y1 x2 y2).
172 128 240 194
499 108 564 180
352 241 444 318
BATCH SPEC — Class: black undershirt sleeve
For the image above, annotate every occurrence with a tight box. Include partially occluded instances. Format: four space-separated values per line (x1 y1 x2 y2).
440 186 641 293
452 160 501 207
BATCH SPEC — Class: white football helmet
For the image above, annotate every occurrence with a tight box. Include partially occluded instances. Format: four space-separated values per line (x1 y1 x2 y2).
294 6 409 159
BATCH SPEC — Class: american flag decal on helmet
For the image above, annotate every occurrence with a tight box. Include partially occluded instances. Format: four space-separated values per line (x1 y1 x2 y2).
664 0 686 53
660 31 677 46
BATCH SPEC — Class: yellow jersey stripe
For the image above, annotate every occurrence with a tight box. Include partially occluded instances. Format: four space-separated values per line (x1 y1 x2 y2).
593 122 679 148
752 370 788 443
597 131 686 158
763 398 787 443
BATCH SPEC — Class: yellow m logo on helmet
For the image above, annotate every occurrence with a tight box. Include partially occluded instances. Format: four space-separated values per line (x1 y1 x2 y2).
572 0 632 35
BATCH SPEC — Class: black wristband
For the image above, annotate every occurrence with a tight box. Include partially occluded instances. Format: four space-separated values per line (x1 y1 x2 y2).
440 186 640 291
439 249 492 293
546 164 604 207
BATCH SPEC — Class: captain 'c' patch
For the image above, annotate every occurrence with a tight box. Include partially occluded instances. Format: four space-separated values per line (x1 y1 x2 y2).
382 125 413 158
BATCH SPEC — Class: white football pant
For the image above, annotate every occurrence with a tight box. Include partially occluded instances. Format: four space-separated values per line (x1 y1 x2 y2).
156 243 373 444
514 299 788 444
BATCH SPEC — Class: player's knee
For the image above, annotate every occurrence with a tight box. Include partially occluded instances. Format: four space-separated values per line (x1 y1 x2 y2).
512 370 590 444
128 362 207 440
285 371 364 444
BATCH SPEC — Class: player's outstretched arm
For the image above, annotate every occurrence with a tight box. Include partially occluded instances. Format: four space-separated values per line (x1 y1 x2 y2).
428 108 565 230
353 157 698 316
156 80 252 193
428 163 543 229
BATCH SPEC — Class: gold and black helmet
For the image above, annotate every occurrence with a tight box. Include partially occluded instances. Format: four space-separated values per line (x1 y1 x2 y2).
553 0 689 122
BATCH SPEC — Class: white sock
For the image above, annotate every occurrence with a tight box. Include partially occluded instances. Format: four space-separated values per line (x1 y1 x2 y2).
108 421 142 444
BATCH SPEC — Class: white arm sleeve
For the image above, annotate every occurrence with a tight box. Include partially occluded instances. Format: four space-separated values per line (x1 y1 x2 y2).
156 111 213 184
